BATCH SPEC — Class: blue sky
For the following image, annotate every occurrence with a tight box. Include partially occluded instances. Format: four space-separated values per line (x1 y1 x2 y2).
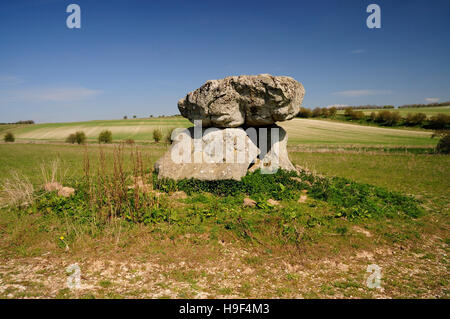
0 0 449 123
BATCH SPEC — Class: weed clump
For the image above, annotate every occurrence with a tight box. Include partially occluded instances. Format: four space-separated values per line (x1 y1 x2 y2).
154 168 423 220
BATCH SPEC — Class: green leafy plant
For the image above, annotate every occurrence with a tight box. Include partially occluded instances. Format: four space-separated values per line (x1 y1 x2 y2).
153 128 163 143
98 130 112 143
433 130 450 154
66 133 76 144
3 132 15 142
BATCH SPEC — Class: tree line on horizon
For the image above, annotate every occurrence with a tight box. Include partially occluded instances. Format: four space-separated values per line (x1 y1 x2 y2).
297 106 450 130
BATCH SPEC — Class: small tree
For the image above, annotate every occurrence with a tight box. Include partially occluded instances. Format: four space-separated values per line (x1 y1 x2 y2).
4 132 15 142
75 131 86 144
153 128 163 143
297 107 312 118
344 107 355 118
98 130 112 143
433 131 450 154
312 107 322 117
66 133 77 144
123 116 128 120
328 107 337 118
133 115 137 119
350 110 365 120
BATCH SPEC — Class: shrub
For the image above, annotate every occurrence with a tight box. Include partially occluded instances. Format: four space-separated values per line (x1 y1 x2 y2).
153 128 163 143
312 107 322 117
125 139 135 145
74 131 86 144
434 131 450 154
297 107 312 118
123 116 128 120
66 133 77 144
344 107 354 117
328 107 337 117
376 110 400 126
3 132 15 142
369 112 377 121
350 111 365 121
390 112 401 125
427 113 450 130
98 130 112 143
405 113 427 126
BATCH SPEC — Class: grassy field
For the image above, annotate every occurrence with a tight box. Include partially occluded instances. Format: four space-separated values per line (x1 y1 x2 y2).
0 142 448 299
7 117 190 142
336 106 450 116
2 117 437 148
280 119 434 147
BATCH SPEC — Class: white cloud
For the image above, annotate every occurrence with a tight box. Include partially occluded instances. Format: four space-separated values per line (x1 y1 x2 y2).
351 49 365 54
333 89 392 97
425 97 439 103
0 75 24 86
3 87 102 102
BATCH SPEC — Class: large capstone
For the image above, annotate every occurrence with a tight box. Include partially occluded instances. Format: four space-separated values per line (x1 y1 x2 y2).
178 74 305 128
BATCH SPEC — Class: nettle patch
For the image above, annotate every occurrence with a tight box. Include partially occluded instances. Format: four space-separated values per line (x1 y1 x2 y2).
154 168 423 220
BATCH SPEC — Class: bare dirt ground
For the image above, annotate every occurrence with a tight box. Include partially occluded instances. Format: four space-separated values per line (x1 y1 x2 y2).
1 230 447 299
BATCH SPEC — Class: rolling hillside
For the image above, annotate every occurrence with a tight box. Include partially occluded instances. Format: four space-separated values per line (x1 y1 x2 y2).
2 117 436 147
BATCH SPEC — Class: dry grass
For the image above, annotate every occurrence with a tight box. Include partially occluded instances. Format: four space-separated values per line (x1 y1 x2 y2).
0 171 34 208
40 158 67 186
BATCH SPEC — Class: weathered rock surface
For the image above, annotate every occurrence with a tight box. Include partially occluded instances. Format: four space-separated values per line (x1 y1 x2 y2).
243 197 256 207
44 182 62 192
58 187 75 197
256 125 295 173
178 74 305 128
154 127 259 181
154 124 296 180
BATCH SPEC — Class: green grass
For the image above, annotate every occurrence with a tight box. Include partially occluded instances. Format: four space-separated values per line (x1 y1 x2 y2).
0 142 448 298
0 143 167 186
290 152 450 210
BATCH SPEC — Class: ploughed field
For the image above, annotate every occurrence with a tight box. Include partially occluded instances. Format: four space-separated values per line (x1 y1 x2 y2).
4 117 437 148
